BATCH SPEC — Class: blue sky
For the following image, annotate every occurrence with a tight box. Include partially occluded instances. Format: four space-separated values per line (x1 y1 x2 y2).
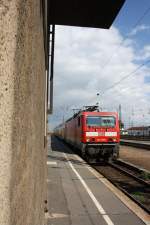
48 0 150 131
115 0 150 30
115 0 150 48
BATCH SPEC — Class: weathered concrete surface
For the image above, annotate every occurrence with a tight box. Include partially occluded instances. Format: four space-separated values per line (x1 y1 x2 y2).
0 1 47 224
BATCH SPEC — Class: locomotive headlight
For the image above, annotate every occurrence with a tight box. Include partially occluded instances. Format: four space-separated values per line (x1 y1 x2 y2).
86 138 90 142
113 138 116 141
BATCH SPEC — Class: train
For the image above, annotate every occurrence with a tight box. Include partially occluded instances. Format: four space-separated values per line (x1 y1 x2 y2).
54 106 120 162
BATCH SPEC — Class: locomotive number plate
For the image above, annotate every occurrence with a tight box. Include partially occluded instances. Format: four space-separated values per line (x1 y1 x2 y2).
86 132 98 136
105 132 117 136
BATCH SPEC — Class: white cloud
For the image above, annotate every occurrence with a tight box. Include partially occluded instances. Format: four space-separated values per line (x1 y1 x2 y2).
129 24 150 36
48 25 150 131
136 45 150 60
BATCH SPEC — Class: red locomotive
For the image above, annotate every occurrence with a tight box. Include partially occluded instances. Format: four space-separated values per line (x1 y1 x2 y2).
54 106 120 162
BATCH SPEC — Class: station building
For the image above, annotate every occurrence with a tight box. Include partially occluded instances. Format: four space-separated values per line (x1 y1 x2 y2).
128 126 150 136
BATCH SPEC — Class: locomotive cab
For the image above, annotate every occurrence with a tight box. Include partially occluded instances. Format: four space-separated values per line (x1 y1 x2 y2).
81 112 120 162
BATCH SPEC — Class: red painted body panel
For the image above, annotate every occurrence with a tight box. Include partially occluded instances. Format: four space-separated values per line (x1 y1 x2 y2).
56 111 120 146
82 112 120 144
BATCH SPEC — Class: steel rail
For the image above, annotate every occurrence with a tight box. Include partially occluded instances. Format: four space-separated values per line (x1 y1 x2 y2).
115 159 150 180
109 161 150 187
93 163 150 214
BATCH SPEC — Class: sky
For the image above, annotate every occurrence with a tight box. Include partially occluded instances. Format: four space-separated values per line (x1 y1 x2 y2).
48 0 150 131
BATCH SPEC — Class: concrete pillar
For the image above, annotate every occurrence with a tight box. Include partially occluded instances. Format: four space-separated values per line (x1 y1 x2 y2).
0 1 47 224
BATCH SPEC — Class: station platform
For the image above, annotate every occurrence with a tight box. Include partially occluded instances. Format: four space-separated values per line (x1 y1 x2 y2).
120 139 150 150
46 136 149 225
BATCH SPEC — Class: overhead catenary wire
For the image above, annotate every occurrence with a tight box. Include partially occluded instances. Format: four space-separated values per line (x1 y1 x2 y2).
100 5 150 73
92 4 150 104
102 59 150 94
133 5 150 29
86 59 150 108
92 59 150 111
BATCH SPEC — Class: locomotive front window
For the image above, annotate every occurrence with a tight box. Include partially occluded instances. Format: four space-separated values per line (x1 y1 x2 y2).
86 116 116 127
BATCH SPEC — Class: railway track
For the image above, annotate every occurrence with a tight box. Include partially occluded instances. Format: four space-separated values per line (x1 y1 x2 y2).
112 159 150 185
92 160 150 214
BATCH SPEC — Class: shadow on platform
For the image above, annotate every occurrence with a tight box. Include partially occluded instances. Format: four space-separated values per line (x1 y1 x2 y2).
48 135 87 166
50 135 74 154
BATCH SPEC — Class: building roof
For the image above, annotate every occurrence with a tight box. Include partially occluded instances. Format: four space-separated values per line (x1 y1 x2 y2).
48 0 125 29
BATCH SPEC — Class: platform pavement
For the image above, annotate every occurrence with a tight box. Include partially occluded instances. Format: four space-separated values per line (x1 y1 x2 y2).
46 136 148 225
120 139 150 145
120 139 150 150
